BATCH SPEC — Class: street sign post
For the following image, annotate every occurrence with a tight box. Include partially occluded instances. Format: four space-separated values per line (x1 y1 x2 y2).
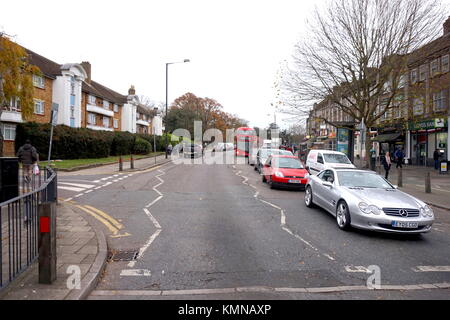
48 103 58 165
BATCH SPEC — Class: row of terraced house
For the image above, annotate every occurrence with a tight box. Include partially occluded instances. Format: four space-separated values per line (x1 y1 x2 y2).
1 46 163 156
305 17 450 167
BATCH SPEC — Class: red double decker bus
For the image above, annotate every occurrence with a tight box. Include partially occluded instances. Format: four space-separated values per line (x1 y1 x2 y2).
234 127 257 157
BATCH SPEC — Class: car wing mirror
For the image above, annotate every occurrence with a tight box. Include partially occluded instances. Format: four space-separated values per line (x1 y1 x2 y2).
322 181 333 188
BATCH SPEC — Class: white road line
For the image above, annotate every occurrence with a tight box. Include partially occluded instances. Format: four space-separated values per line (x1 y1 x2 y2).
413 266 450 272
94 186 102 190
84 190 93 194
143 208 162 229
90 282 450 296
73 194 83 198
323 253 336 261
120 269 151 276
59 182 95 189
145 196 163 208
64 197 73 202
345 266 371 273
136 229 162 260
58 186 85 192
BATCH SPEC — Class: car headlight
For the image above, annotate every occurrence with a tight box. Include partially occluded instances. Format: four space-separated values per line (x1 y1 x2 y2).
359 202 370 214
369 205 382 215
304 173 310 178
420 207 426 217
423 205 434 218
274 171 284 178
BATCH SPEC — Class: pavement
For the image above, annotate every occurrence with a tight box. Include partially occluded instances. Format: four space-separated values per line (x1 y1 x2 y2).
0 153 170 300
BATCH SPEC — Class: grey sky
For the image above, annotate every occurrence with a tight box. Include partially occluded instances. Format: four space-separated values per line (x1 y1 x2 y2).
1 0 449 129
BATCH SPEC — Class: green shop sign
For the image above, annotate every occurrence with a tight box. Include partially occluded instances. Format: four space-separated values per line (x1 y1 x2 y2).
407 118 447 131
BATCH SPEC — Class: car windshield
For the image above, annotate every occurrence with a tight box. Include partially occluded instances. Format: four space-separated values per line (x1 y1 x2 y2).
273 157 303 169
337 171 393 188
272 149 293 156
323 153 352 164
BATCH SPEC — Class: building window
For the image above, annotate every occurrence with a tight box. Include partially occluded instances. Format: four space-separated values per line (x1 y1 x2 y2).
70 76 76 95
442 55 449 73
413 98 424 116
32 75 45 88
113 104 119 112
88 95 96 105
2 124 16 141
70 118 75 128
136 112 140 120
114 119 119 129
70 94 76 107
103 116 109 127
34 100 45 115
9 97 21 111
380 98 389 120
88 113 96 125
103 100 110 109
430 59 439 77
410 69 417 84
419 64 427 81
433 91 445 112
398 74 407 88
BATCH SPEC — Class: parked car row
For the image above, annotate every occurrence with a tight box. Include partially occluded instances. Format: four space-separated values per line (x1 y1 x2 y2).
245 148 434 235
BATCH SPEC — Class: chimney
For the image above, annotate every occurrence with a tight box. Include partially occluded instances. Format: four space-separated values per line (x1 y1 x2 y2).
128 85 136 95
81 61 91 83
444 16 450 35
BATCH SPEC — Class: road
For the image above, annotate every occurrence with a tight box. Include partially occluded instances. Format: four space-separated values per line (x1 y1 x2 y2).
56 152 450 299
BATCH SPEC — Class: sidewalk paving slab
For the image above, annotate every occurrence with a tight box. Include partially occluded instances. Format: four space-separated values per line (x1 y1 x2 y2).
0 203 107 300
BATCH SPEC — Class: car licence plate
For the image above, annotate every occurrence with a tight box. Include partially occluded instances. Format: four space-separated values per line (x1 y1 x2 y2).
391 221 419 229
289 180 301 184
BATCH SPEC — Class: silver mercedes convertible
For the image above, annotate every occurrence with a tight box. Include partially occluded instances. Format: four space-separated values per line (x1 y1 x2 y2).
304 168 434 234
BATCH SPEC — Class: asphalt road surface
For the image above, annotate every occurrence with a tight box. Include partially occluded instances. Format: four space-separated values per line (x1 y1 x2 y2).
57 152 450 299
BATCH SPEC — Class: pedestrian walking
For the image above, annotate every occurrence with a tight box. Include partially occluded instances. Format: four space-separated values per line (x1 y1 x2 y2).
394 147 404 169
369 147 376 171
16 139 39 184
433 149 440 170
381 151 392 179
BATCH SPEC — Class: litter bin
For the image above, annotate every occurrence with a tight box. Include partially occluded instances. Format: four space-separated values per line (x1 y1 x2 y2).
440 160 448 174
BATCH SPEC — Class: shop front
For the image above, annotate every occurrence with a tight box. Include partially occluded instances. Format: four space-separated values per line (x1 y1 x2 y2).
407 118 448 166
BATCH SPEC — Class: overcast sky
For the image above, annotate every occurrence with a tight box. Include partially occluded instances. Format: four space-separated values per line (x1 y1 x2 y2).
1 0 449 130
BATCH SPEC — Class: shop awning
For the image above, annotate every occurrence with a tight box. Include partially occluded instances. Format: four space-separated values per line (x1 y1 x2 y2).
371 133 402 143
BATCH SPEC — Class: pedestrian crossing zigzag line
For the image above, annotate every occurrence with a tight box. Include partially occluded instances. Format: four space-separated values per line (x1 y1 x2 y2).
233 167 334 261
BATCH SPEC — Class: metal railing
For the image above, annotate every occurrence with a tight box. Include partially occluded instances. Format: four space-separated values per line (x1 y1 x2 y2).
0 166 57 290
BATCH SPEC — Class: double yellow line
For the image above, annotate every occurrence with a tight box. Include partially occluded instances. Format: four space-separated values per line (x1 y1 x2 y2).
75 204 130 238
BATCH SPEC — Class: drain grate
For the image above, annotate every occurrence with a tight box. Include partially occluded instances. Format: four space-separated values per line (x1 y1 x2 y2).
108 249 139 261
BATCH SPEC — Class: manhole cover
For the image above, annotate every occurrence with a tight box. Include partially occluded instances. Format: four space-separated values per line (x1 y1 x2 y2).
108 249 139 261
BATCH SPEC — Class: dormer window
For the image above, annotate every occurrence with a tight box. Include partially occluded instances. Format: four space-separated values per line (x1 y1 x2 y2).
32 75 45 88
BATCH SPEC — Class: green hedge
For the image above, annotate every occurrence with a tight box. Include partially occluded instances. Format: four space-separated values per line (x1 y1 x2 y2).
15 122 156 159
133 137 152 155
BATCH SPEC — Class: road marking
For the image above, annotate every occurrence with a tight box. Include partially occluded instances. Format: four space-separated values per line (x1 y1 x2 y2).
90 282 450 296
110 232 131 238
145 196 163 208
323 253 335 261
120 269 152 276
137 229 162 260
75 205 119 235
58 182 95 189
83 205 123 230
413 266 450 272
143 208 162 229
345 266 371 273
58 186 85 192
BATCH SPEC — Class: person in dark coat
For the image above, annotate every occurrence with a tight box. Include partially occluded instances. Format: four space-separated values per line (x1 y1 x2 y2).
433 149 440 170
394 147 404 169
16 139 39 183
380 151 392 179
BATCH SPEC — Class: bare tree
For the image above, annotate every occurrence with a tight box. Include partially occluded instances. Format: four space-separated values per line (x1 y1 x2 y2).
280 0 445 162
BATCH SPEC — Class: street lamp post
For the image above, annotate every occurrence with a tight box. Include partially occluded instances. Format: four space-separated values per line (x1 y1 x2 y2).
165 59 190 159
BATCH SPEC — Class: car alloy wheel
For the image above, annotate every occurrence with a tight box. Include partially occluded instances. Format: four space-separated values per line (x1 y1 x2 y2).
336 201 351 231
305 186 314 208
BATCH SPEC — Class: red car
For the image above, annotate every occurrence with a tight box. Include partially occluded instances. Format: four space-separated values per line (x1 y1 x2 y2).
261 155 309 190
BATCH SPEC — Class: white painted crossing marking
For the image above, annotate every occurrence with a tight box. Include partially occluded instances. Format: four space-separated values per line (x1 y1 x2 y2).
58 186 85 192
345 266 371 273
120 269 151 276
59 182 95 189
413 266 450 272
143 208 162 229
145 196 163 208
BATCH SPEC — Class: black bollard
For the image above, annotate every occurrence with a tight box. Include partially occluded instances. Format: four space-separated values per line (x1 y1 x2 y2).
425 172 431 193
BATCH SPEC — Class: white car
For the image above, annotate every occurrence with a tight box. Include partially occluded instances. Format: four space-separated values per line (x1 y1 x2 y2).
305 150 355 175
